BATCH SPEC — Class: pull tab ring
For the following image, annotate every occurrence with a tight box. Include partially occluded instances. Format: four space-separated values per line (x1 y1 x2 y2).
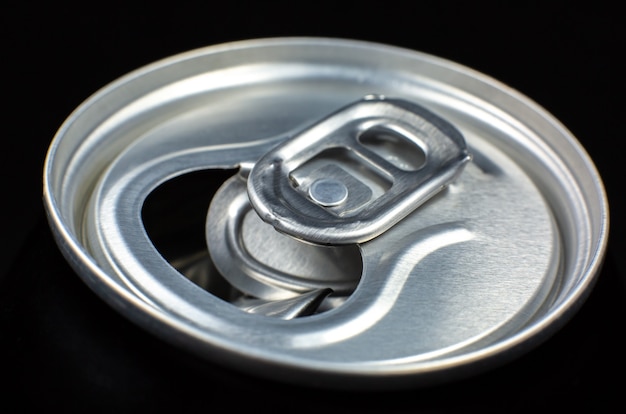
247 96 472 245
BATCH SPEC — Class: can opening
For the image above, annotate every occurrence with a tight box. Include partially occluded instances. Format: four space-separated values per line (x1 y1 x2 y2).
141 169 238 301
142 168 363 319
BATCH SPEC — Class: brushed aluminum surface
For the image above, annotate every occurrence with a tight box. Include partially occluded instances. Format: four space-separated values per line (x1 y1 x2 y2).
246 95 471 244
43 37 609 389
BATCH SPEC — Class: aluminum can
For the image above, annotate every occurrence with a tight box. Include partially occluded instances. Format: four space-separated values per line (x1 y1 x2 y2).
43 37 609 389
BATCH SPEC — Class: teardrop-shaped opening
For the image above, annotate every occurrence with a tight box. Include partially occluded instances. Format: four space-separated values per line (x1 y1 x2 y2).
141 169 238 301
142 168 363 318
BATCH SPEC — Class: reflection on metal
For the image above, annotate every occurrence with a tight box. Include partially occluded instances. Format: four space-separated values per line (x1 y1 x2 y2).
234 288 334 319
247 96 471 245
206 172 362 307
202 96 470 316
43 38 608 389
309 178 349 207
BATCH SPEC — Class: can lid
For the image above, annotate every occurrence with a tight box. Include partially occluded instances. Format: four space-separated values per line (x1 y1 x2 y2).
43 37 609 389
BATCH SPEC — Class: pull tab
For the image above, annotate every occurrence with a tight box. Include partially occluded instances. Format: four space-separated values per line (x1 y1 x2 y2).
247 95 471 245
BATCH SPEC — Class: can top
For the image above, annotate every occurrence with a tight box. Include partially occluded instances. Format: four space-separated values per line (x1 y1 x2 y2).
43 37 608 389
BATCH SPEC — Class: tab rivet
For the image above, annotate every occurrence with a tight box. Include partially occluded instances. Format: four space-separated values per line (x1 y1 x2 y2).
309 178 349 207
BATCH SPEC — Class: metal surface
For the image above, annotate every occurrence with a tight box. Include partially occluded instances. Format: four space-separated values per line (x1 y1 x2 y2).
206 170 362 303
309 178 349 207
42 37 609 389
246 95 471 244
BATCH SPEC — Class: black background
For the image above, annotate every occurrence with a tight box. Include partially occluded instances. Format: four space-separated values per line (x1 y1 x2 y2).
1 1 623 412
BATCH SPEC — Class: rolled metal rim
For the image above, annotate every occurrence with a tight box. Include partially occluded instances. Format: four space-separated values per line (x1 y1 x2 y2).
43 37 609 389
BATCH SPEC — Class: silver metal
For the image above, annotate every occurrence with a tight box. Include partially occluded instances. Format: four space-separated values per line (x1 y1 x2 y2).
233 288 333 319
206 95 469 310
246 96 471 245
206 170 362 301
43 37 609 389
309 178 348 207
